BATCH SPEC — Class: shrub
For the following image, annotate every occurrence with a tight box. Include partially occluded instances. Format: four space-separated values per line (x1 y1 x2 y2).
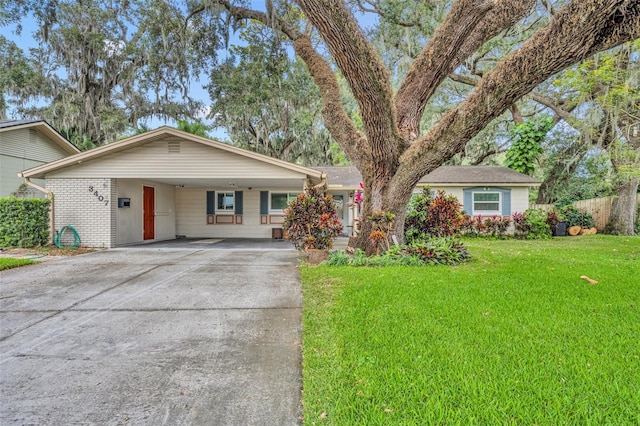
283 186 343 250
561 205 595 229
461 215 512 238
324 237 470 267
513 208 552 240
405 187 465 241
0 197 50 248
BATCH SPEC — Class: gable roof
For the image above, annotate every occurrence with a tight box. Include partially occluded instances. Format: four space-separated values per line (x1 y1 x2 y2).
311 166 364 189
312 165 539 189
19 126 325 185
0 119 80 155
419 166 540 186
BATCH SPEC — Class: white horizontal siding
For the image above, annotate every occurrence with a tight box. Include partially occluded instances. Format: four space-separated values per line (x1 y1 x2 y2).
0 128 71 163
176 188 286 238
46 138 306 180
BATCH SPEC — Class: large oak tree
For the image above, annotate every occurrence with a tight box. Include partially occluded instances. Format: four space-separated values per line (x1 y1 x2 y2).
199 0 639 246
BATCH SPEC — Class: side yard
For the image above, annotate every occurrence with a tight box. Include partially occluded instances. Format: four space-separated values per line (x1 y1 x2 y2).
301 235 640 424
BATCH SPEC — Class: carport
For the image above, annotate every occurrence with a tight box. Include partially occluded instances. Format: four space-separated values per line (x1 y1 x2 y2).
19 126 326 248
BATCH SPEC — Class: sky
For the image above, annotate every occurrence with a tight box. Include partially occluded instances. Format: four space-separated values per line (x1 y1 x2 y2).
3 1 377 140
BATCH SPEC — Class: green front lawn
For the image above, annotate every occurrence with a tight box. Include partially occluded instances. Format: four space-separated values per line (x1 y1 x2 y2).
0 257 35 270
301 235 640 425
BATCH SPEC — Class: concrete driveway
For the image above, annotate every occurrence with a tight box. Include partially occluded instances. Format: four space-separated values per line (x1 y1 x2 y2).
0 240 303 425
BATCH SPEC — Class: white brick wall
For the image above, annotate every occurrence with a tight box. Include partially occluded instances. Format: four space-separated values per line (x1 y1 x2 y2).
47 178 117 248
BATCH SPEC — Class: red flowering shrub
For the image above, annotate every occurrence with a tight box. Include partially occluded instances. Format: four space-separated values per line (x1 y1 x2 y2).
283 186 343 250
462 215 512 238
405 187 465 240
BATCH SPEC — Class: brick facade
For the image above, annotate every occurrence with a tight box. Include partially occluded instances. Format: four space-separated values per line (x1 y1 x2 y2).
47 178 117 248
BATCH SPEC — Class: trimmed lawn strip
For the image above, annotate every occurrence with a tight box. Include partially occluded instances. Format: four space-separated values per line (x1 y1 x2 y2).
301 235 640 425
0 257 35 270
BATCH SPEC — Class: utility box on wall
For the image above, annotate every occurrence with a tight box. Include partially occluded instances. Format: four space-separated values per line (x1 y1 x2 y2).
118 197 131 208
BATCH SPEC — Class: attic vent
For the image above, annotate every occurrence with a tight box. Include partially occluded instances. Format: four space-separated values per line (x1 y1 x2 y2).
168 141 181 153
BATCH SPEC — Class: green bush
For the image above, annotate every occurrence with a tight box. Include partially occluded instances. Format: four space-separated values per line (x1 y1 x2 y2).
0 197 50 247
324 237 470 267
561 205 595 228
513 208 552 240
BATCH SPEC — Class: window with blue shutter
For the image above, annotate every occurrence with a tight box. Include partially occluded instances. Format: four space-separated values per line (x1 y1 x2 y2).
260 191 269 215
206 191 215 215
234 191 243 214
463 187 511 216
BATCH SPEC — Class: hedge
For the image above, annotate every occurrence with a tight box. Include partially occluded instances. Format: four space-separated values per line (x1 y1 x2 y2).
0 197 50 247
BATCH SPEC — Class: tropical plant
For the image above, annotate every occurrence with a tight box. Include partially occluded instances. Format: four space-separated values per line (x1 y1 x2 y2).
513 208 552 240
367 210 395 254
283 186 343 250
405 187 465 241
462 215 512 239
324 237 469 267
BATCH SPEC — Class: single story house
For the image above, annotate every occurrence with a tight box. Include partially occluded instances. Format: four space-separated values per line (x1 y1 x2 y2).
19 124 539 247
1 119 80 197
19 127 326 247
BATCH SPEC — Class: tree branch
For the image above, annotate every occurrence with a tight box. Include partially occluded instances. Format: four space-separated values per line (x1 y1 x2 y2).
390 0 640 204
189 0 365 167
295 0 401 171
395 0 536 142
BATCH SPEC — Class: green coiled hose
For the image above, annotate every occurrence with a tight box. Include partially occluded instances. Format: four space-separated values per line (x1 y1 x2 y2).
54 225 81 248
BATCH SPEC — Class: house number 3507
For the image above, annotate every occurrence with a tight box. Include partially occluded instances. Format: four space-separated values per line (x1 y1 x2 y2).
88 185 109 206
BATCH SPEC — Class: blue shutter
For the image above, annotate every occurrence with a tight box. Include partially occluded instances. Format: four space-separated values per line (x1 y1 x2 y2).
235 191 243 214
260 191 269 215
501 188 511 216
206 191 215 215
463 189 472 214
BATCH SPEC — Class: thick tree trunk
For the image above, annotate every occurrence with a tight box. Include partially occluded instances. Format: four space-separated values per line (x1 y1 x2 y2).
605 179 639 235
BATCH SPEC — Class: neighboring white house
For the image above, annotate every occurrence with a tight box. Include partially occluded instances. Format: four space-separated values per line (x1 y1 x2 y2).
315 165 540 234
417 165 539 217
0 120 80 197
19 127 325 248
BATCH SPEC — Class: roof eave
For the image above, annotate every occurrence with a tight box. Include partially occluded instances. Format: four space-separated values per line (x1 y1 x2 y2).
20 126 324 182
1 120 80 155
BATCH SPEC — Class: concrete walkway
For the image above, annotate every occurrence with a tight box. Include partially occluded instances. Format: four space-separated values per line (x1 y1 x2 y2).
0 242 303 425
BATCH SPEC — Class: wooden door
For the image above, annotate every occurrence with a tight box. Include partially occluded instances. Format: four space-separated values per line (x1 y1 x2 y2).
143 186 155 240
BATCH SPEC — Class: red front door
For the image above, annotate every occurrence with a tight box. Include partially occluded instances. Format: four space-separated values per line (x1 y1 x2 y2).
143 186 155 240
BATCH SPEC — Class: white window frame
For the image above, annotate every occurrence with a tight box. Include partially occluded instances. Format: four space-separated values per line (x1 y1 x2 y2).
217 192 235 212
472 191 501 215
269 192 298 213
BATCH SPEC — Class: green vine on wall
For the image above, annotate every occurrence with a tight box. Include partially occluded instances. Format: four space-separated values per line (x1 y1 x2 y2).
505 116 554 176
